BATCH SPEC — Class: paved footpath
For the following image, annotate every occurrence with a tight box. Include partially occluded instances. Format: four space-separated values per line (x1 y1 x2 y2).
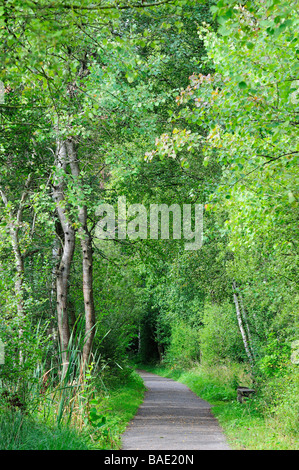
121 370 230 450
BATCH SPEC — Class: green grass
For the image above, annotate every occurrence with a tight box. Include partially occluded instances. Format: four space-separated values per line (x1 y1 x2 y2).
212 401 299 450
0 369 145 450
0 410 90 450
90 369 145 449
138 362 299 450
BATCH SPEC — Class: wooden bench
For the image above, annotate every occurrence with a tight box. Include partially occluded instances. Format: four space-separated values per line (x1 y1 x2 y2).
237 387 255 403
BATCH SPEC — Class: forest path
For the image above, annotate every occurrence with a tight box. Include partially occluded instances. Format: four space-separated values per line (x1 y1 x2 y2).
121 370 230 450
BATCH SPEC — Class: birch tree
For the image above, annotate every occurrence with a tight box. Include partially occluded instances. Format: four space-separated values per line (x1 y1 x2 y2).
0 176 31 364
232 281 254 365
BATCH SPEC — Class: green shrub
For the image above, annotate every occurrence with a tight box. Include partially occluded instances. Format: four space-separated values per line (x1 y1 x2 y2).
259 365 299 436
256 333 291 379
200 302 246 364
163 320 200 368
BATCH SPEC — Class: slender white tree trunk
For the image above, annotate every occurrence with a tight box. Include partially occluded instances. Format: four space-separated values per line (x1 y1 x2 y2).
239 290 255 360
66 138 95 368
52 140 75 376
232 281 254 364
0 175 31 364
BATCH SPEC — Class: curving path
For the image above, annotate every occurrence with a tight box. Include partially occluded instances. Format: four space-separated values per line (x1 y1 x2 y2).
121 370 230 450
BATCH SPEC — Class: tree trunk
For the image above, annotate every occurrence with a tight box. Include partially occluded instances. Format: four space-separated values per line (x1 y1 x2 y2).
10 226 25 364
239 290 255 360
53 140 75 375
0 176 31 364
80 226 96 367
66 138 96 368
232 281 254 365
50 231 62 317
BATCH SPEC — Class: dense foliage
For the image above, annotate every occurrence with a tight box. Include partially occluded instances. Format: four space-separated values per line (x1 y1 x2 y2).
0 0 298 449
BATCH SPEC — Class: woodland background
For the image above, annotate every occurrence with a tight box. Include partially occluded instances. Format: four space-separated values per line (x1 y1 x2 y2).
0 0 298 450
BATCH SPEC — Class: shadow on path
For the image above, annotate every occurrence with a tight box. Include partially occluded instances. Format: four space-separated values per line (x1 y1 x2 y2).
121 370 230 450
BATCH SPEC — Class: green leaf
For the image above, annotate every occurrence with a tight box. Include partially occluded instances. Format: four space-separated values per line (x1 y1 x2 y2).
218 26 230 36
238 81 247 89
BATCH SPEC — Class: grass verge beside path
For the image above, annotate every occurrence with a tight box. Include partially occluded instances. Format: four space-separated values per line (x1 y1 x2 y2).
0 369 145 450
96 369 145 449
138 363 299 450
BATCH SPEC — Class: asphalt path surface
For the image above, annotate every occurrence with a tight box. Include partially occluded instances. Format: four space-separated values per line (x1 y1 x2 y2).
121 370 230 450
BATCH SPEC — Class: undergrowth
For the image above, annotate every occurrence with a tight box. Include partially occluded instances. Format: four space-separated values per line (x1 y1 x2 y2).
0 367 145 450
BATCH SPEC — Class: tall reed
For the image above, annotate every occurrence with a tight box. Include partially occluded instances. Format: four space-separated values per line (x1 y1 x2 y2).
37 318 106 429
